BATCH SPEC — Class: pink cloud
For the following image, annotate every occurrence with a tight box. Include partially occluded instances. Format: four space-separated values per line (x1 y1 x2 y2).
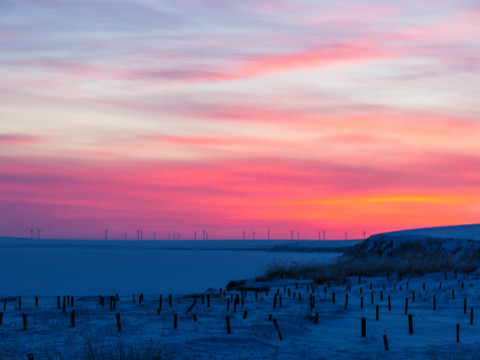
0 135 42 145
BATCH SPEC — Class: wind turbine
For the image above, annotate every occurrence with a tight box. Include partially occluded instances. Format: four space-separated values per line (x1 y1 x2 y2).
202 227 206 241
168 231 171 241
30 228 34 240
242 228 245 241
37 226 41 240
252 229 256 240
297 229 300 241
363 230 366 241
318 229 321 241
267 226 270 241
124 231 127 240
173 232 176 241
137 229 140 241
105 228 108 241
194 231 197 241
290 230 294 241
177 234 182 240
206 231 209 240
140 228 143 241
323 230 326 241
153 231 156 241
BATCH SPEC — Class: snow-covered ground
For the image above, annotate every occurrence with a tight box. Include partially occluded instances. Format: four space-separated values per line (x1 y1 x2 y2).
1 271 480 359
2 226 480 359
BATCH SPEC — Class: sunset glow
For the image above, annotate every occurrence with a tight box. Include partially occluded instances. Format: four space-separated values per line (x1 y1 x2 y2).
1 0 479 239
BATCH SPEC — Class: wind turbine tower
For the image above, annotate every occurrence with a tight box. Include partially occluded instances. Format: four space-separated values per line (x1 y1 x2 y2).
30 228 34 240
137 229 140 241
242 228 245 241
323 230 326 241
37 227 41 240
124 231 127 240
363 230 366 241
267 226 270 241
154 231 156 241
290 230 294 241
194 231 197 241
105 228 108 241
297 229 300 241
252 230 256 240
203 228 206 241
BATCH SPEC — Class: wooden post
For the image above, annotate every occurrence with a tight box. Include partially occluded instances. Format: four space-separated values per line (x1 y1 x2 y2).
63 296 66 313
423 283 426 291
383 334 389 351
408 314 413 334
464 298 467 314
207 294 210 307
0 312 2 325
358 274 361 284
19 296 21 311
299 293 302 302
361 317 366 338
169 294 172 308
227 299 230 312
376 305 379 321
186 300 197 314
273 318 283 341
226 315 231 334
452 289 455 300
243 310 248 319
344 294 348 310
388 295 391 311
360 287 363 294
360 296 363 309
380 291 383 301
174 313 178 330
132 294 135 304
116 313 121 332
71 297 74 307
471 307 474 325
23 313 27 330
193 313 197 322
3 298 6 312
433 295 436 311
314 312 319 324
70 310 75 327
255 290 258 301
371 292 374 305
405 298 408 315
457 323 460 343
332 292 335 303
412 291 415 302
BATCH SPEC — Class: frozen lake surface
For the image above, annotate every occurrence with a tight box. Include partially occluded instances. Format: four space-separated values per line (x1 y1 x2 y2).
0 238 344 296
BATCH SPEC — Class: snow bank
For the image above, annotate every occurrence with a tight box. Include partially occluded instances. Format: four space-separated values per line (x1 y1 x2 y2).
351 224 480 259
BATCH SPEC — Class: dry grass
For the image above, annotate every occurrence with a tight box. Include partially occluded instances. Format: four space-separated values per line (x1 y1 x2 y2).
257 256 480 284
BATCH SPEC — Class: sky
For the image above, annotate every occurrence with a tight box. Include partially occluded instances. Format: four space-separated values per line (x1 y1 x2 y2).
0 0 479 240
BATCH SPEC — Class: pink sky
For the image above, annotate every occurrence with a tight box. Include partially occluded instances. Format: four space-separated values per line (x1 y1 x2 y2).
0 0 479 240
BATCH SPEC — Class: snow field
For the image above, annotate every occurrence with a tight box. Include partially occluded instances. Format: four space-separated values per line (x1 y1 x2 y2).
2 271 480 359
